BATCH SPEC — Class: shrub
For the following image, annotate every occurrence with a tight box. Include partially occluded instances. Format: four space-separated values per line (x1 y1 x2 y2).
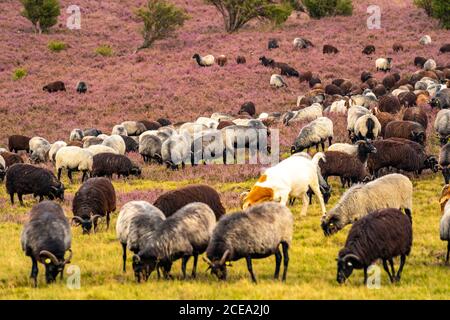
95 45 114 57
302 0 352 19
48 40 67 52
414 0 433 16
415 0 449 29
12 68 27 81
135 0 189 51
206 0 293 33
21 0 60 33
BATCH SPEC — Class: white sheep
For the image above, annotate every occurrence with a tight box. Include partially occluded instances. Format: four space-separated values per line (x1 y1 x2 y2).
98 134 110 140
328 143 358 155
102 135 126 155
419 35 432 45
49 141 67 162
284 103 323 126
196 117 219 129
161 133 190 170
29 137 50 154
210 112 233 122
193 54 215 67
375 57 392 72
270 74 287 88
87 144 119 156
347 106 371 135
353 114 381 141
121 121 147 136
29 137 51 163
424 59 437 71
325 99 348 114
293 37 312 49
112 125 127 136
55 146 93 182
69 129 84 142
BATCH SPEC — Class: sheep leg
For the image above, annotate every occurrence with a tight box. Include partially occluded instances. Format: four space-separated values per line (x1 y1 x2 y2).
181 256 190 279
446 242 450 264
9 193 14 205
389 259 396 280
321 141 325 151
363 267 368 285
274 247 282 280
191 254 198 278
382 259 394 283
106 212 110 230
281 242 289 282
246 256 257 283
396 255 406 282
328 136 332 146
60 265 65 280
67 169 73 183
310 182 326 215
122 243 127 272
300 193 309 216
57 168 62 181
81 170 88 182
18 194 24 206
31 257 38 288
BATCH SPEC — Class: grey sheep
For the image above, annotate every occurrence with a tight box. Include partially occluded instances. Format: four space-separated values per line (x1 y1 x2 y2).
431 88 450 109
70 129 84 142
434 109 450 145
439 143 450 184
291 117 333 153
139 134 162 164
161 133 191 170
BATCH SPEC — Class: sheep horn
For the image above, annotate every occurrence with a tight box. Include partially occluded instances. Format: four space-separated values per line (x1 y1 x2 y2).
133 254 141 263
64 248 73 264
91 214 102 223
202 256 212 266
219 250 230 266
71 216 84 225
343 254 361 263
39 250 60 265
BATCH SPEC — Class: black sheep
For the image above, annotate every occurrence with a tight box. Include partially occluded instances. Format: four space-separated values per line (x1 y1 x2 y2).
238 101 256 117
268 39 279 50
361 71 373 83
414 56 427 68
76 81 87 94
378 94 401 114
236 56 246 64
5 163 64 206
275 63 299 77
21 201 72 287
43 81 66 93
139 120 161 130
362 45 375 55
440 44 450 54
120 135 139 153
382 74 397 90
325 84 344 96
398 91 417 107
309 76 321 88
384 120 426 145
72 177 116 233
154 184 225 221
8 135 31 153
323 45 339 54
337 208 412 285
0 151 24 167
157 118 171 127
259 56 275 67
92 153 141 179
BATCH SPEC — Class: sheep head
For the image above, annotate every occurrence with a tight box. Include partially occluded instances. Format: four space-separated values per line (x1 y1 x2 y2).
336 253 362 284
203 250 231 281
132 254 158 283
39 249 72 284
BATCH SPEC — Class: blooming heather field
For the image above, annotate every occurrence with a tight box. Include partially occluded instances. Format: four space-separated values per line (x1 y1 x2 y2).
0 0 450 299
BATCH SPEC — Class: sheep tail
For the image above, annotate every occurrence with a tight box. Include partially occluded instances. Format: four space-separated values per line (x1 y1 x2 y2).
312 152 325 166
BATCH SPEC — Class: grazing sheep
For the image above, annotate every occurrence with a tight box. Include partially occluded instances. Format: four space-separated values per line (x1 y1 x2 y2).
120 135 139 153
353 114 381 141
43 81 66 93
216 55 227 67
439 185 450 264
83 137 104 148
154 184 225 220
362 45 375 55
398 91 417 107
361 71 373 83
55 146 93 183
431 88 450 109
291 117 333 153
283 103 323 126
8 135 31 153
346 106 371 137
321 173 413 236
132 202 216 281
424 59 437 71
49 141 67 162
414 56 427 68
325 84 344 96
440 44 450 54
374 111 396 136
121 121 147 136
21 201 72 287
403 107 428 129
268 38 279 50
102 135 126 155
323 45 339 54
116 201 166 272
69 129 84 142
328 143 358 155
83 128 102 137
72 177 116 234
293 37 314 49
378 94 401 114
439 143 450 184
325 99 348 114
157 118 172 127
276 63 299 77
205 202 293 283
139 120 161 131
112 125 127 136
376 57 393 72
393 43 404 52
139 134 162 164
236 56 246 64
76 81 87 94
299 70 313 83
419 35 432 45
6 164 64 205
384 120 426 145
161 133 190 170
92 153 141 179
259 56 275 67
238 101 256 117
87 144 118 156
336 208 412 284
0 151 24 167
309 76 322 88
270 74 287 88
192 54 215 67
382 74 397 90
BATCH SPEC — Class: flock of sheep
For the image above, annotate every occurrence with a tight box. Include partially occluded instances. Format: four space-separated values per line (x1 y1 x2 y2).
2 33 450 288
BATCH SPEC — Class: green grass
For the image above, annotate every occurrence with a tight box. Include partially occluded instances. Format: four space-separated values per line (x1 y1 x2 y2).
94 45 114 57
0 173 449 299
47 41 68 52
12 68 27 81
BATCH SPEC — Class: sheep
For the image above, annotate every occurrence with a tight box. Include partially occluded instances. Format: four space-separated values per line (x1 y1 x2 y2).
69 129 84 142
21 201 72 287
242 153 326 216
353 114 381 141
259 56 275 67
120 135 139 153
325 84 344 96
154 184 225 221
49 141 67 162
112 125 127 136
30 144 51 164
319 140 376 187
299 70 313 83
362 45 375 55
424 59 437 71
102 135 126 155
276 63 299 77
83 137 104 148
321 173 413 236
270 74 287 88
138 134 161 164
414 56 427 68
139 120 161 131
121 121 147 136
403 107 428 129
190 129 226 165
43 81 66 93
132 202 216 281
83 128 102 137
431 88 450 109
382 74 397 90
116 201 166 272
323 44 339 54
374 111 396 136
346 106 370 137
92 153 141 179
204 202 293 283
439 185 450 264
216 55 227 67
291 117 333 153
87 144 118 156
283 103 323 126
6 163 64 205
439 143 450 184
196 117 219 129
367 138 437 177
236 56 246 64
328 143 358 155
361 71 373 82
384 120 426 145
376 57 393 72
419 35 432 45
392 43 404 52
378 94 401 113
192 54 215 67
161 133 190 170
398 91 417 107
325 99 347 114
55 146 93 183
336 208 412 285
309 76 322 88
268 38 279 50
8 135 31 153
29 137 50 155
72 177 116 234
0 155 5 181
0 151 24 167
76 81 87 94
157 118 172 127
238 101 256 117
293 37 314 49
440 44 450 54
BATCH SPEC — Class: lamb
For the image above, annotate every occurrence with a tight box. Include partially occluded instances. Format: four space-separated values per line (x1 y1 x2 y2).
121 121 147 136
43 81 66 93
55 146 93 183
154 184 225 220
102 135 126 155
83 128 102 137
419 35 432 45
440 44 450 53
0 151 24 167
72 177 116 234
362 45 375 55
69 129 84 141
76 81 87 94
268 38 279 49
238 101 256 117
439 185 450 264
92 153 141 179
132 202 216 281
353 114 381 141
283 103 323 126
236 56 246 64
87 144 119 156
431 88 450 109
6 163 64 205
116 201 166 272
8 135 31 153
139 133 162 164
336 208 412 285
439 143 450 183
112 125 127 136
216 55 227 67
120 135 139 153
403 107 428 129
424 59 437 71
270 74 287 88
161 133 190 170
378 94 401 113
205 202 293 283
242 153 326 216
321 173 413 236
323 44 339 54
192 54 215 67
291 117 333 153
376 57 393 72
48 141 67 162
21 201 72 287
384 120 426 145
